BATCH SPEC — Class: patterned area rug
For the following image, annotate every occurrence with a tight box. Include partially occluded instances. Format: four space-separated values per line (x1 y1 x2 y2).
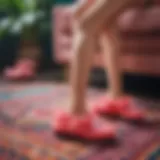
0 81 159 160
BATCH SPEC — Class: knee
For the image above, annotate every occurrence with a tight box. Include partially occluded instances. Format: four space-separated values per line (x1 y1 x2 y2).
101 29 120 43
80 21 100 36
76 16 100 35
73 31 95 57
74 30 95 46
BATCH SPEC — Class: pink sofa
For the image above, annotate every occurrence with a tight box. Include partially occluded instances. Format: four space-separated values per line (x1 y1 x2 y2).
53 0 160 76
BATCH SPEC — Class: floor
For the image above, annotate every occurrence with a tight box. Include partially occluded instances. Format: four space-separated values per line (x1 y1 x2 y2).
0 75 159 160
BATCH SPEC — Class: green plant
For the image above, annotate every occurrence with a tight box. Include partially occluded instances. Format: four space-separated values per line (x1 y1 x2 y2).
0 0 52 39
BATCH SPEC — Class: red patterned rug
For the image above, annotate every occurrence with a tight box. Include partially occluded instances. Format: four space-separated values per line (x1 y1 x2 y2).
0 81 159 160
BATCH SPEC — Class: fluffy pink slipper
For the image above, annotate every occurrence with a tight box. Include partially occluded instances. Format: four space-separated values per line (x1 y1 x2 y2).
4 58 37 80
93 96 148 121
53 111 118 141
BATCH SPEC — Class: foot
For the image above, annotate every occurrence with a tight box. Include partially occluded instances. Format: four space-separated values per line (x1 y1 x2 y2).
93 96 147 121
4 58 37 80
53 111 118 141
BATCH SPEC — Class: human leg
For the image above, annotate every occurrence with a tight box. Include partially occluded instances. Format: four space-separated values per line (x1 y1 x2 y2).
94 28 148 121
101 28 123 99
80 0 134 34
53 28 118 140
70 30 96 115
53 0 135 140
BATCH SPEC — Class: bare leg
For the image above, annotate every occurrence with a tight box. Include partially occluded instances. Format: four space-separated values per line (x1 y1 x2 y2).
70 30 96 115
94 28 146 122
53 0 137 140
101 28 123 99
69 0 134 114
80 0 134 34
54 29 119 140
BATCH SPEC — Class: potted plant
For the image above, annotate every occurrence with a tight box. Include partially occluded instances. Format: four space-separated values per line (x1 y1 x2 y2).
0 0 52 80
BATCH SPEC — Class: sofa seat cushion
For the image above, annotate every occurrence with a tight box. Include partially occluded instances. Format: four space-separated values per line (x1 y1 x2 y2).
120 36 160 54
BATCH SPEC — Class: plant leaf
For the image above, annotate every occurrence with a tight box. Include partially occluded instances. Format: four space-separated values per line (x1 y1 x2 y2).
11 0 37 13
10 18 24 34
24 0 37 11
0 17 13 37
20 11 44 26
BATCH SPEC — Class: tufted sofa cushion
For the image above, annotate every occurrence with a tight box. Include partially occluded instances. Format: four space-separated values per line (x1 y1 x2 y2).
53 1 160 76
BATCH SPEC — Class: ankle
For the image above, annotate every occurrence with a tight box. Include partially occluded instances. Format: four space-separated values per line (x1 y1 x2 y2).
70 104 87 116
108 91 124 100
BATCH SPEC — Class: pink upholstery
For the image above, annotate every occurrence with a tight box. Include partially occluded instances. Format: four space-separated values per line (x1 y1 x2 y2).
53 1 160 76
53 6 74 64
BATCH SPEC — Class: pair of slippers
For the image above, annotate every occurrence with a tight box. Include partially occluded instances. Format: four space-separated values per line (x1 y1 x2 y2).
4 58 37 81
53 97 150 141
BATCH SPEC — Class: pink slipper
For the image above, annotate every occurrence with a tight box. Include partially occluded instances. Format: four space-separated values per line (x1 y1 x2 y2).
4 58 37 80
53 112 118 141
93 97 146 121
